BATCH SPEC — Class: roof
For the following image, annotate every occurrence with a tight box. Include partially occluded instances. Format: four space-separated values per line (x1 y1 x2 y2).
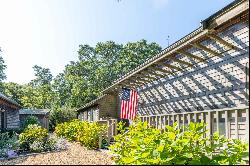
202 0 247 29
77 94 107 112
0 93 21 108
77 0 249 112
19 109 50 115
101 0 248 94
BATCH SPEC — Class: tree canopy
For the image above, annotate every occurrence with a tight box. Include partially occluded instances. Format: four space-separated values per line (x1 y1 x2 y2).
0 49 7 92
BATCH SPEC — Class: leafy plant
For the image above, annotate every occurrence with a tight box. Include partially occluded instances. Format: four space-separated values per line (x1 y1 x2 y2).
77 121 107 149
22 115 40 129
110 120 249 165
1 128 23 136
54 119 106 149
0 132 19 158
18 124 48 151
29 141 44 152
49 107 76 131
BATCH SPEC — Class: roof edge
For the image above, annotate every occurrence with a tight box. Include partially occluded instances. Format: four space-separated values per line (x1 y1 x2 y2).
76 94 108 112
202 0 248 29
0 94 22 109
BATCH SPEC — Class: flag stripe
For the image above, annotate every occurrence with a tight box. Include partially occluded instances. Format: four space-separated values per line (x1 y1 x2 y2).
120 88 139 120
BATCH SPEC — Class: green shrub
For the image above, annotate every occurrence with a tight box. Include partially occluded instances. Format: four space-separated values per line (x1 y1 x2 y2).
77 122 107 149
22 115 40 129
43 136 58 151
110 120 249 165
54 119 106 149
49 107 77 131
0 132 19 158
0 128 23 136
18 124 48 151
54 119 81 141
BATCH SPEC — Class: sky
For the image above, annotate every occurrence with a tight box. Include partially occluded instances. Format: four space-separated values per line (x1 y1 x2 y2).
0 0 234 84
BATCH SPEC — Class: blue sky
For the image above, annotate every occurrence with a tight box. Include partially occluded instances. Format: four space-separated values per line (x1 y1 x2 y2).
0 0 234 84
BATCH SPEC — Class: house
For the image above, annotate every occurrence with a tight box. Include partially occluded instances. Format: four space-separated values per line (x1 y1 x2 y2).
19 109 50 129
77 0 249 141
77 94 119 122
0 93 21 131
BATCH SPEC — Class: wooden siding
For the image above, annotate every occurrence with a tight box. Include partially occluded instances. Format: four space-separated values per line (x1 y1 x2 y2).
78 94 119 122
1 109 20 129
19 114 49 129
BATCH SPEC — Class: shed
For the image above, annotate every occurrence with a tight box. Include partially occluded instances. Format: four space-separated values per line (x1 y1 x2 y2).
0 93 21 131
19 109 50 129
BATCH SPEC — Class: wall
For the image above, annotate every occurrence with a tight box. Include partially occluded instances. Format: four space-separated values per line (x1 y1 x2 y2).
99 94 119 119
6 109 20 129
19 114 49 129
137 21 249 116
78 94 119 122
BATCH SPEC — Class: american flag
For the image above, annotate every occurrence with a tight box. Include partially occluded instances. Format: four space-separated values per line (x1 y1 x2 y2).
120 88 139 120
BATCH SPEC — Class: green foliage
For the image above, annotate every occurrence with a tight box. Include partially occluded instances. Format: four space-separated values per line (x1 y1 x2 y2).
18 124 48 151
1 40 160 118
77 121 107 149
49 107 77 131
0 50 7 93
55 119 81 141
0 128 23 136
110 120 249 165
3 66 55 109
50 40 161 109
22 115 40 129
0 132 19 158
55 119 107 149
43 135 58 151
30 65 53 87
2 82 23 105
0 52 6 82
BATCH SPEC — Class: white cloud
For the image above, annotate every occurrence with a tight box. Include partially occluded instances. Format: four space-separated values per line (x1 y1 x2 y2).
152 0 169 9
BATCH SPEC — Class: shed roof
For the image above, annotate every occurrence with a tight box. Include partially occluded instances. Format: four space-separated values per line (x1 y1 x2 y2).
19 109 50 115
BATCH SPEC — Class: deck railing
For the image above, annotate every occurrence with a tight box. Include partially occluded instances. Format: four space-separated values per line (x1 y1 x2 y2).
97 118 117 148
95 106 249 149
140 106 249 142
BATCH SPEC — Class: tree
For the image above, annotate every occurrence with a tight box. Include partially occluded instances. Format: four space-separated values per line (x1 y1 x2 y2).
24 65 54 109
0 49 7 93
49 107 77 131
53 39 161 108
1 39 161 117
30 65 53 87
8 65 55 109
3 82 24 105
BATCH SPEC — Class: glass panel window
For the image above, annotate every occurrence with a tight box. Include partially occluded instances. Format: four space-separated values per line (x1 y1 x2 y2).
90 110 94 122
219 118 226 136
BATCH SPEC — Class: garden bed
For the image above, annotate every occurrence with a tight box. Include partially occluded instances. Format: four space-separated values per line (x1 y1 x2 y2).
0 142 114 165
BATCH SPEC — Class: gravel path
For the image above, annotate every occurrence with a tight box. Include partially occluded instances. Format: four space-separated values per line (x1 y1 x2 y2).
0 142 115 165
